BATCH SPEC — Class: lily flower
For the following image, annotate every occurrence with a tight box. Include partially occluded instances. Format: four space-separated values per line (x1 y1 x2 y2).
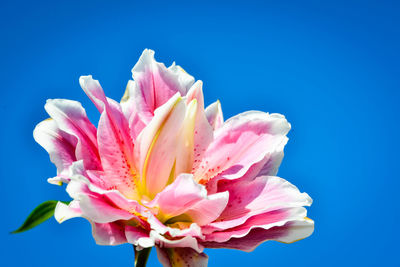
33 49 314 266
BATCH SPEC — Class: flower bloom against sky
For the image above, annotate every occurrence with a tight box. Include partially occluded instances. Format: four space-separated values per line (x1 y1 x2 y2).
34 49 314 266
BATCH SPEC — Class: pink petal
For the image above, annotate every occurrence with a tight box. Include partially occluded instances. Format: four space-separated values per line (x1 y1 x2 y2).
65 176 136 223
146 214 203 239
131 49 194 116
205 176 312 232
91 222 127 245
122 49 195 140
205 149 284 194
33 118 77 178
148 174 228 226
185 82 214 173
120 80 147 140
47 160 87 185
194 111 290 184
205 100 224 130
144 215 204 253
156 247 208 267
80 76 138 199
125 225 155 248
77 194 134 223
202 218 314 252
203 207 308 242
151 230 203 253
79 75 108 113
135 94 194 197
44 99 101 170
54 200 82 223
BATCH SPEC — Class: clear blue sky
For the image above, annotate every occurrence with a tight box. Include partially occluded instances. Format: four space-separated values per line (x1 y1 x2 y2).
1 0 399 266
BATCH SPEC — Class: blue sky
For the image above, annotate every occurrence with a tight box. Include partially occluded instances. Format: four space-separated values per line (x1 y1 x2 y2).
1 1 399 266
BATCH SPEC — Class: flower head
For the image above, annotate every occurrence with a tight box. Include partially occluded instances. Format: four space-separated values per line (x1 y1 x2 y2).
34 49 314 266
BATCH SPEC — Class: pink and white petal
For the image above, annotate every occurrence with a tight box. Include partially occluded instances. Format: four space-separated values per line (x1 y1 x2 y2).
146 214 204 242
142 100 186 196
194 112 290 184
79 76 134 158
120 80 147 140
65 176 135 223
167 63 195 96
136 94 192 197
207 176 312 231
151 231 203 253
156 247 208 267
205 100 223 130
44 99 101 170
80 76 133 146
203 207 307 242
274 218 314 244
131 49 194 116
80 75 137 198
148 174 207 219
92 222 128 245
47 176 68 186
68 169 148 217
48 158 87 186
185 81 205 109
134 93 182 174
77 194 134 223
54 200 82 223
79 75 108 113
184 82 214 172
33 118 77 176
173 99 198 177
97 108 138 198
202 218 314 252
120 80 136 121
125 225 155 248
205 149 284 194
183 191 229 226
148 174 228 226
88 187 148 217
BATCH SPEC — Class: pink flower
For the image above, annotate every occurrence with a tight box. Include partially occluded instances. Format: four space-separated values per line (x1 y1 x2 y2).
34 49 314 266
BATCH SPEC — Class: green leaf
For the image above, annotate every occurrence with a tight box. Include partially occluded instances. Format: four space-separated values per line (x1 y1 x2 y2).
11 200 70 234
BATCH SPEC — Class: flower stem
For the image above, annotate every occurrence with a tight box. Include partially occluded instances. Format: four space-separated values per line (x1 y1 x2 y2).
134 246 151 267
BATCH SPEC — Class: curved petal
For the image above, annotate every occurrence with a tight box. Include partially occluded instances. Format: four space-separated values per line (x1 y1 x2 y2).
92 222 127 245
185 82 214 172
156 247 208 267
65 175 139 223
202 218 314 252
146 214 203 239
79 75 107 113
44 99 101 170
148 174 228 226
122 49 195 141
203 207 308 242
47 159 87 186
205 148 284 194
125 225 155 248
54 200 82 223
80 75 138 199
131 49 194 118
135 94 207 198
33 118 77 177
120 80 147 140
78 194 134 223
194 111 290 184
205 100 223 130
204 176 312 233
151 230 203 253
136 95 186 197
